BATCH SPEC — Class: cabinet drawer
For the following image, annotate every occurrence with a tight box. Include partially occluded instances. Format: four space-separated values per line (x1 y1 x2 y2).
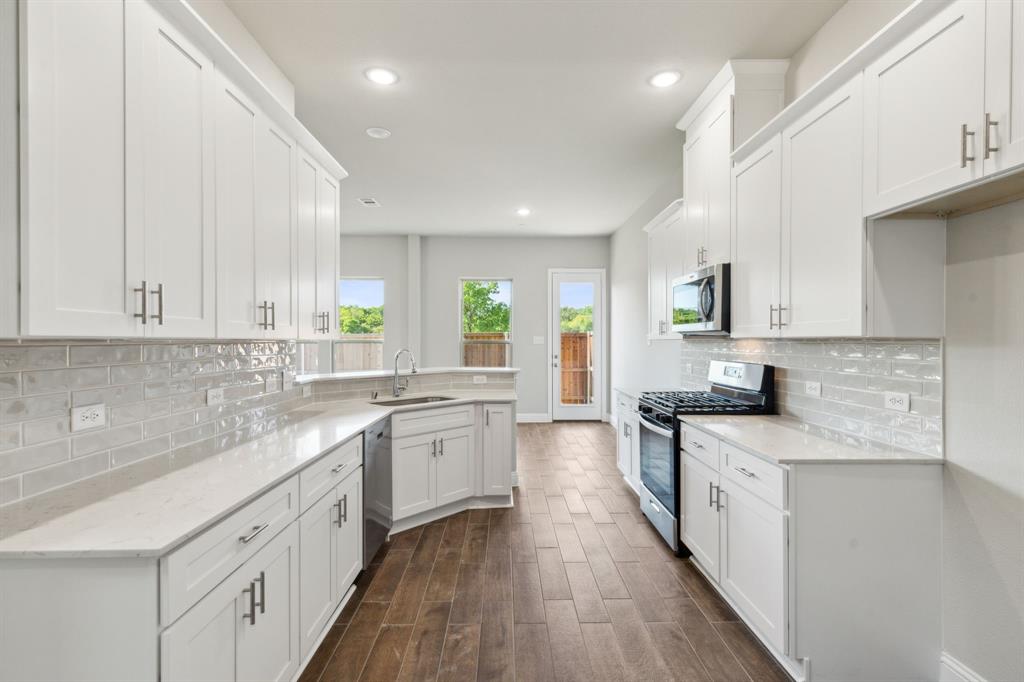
679 423 720 471
299 435 362 512
721 444 786 509
160 476 299 626
391 403 475 439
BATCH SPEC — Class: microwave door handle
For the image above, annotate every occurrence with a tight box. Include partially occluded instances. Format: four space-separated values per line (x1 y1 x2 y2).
697 279 711 321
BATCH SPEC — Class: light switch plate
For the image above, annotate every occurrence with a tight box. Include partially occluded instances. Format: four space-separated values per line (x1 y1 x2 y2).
473 375 487 384
206 388 225 405
282 371 294 392
805 381 822 397
884 392 911 412
71 404 106 432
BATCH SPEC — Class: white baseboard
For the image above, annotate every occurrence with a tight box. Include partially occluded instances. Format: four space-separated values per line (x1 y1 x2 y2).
517 413 551 423
602 412 613 423
389 494 513 535
940 654 987 682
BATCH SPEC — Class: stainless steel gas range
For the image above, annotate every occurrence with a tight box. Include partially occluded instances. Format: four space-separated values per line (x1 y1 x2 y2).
637 361 774 552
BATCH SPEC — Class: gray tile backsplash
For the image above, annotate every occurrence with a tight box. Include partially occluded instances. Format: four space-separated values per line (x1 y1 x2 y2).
0 340 307 507
679 337 944 457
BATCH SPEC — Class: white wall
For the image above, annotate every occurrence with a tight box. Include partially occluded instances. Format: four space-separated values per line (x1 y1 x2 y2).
785 0 912 103
0 0 16 337
186 0 296 114
609 165 684 395
942 201 1024 682
339 236 409 367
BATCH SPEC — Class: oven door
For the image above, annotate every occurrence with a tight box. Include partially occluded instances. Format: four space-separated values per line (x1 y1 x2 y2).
671 263 729 334
638 416 675 515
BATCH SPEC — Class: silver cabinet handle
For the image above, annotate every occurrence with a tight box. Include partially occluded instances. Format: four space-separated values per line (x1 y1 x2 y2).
269 301 276 330
776 305 787 328
688 440 705 450
333 500 342 526
961 123 976 168
486 409 490 427
623 423 630 438
432 438 437 458
439 437 444 456
342 493 348 523
134 280 148 324
239 523 269 544
715 487 725 511
769 304 776 330
150 283 164 325
254 570 266 614
331 462 347 474
735 466 756 478
696 247 702 268
242 580 256 625
985 113 999 158
708 481 715 508
321 311 330 333
258 301 269 330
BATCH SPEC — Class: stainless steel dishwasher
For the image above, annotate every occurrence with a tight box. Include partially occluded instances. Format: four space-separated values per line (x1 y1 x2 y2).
363 417 392 566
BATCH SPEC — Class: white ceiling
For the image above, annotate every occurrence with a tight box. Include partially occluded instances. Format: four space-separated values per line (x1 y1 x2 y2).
225 0 843 236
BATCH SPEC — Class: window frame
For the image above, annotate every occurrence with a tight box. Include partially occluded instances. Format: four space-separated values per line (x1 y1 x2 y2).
458 277 514 368
334 276 386 372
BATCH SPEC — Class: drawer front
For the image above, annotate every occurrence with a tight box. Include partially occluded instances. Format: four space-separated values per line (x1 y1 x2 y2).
720 443 786 509
616 392 635 412
679 423 720 471
299 435 363 512
391 403 475 439
160 476 299 626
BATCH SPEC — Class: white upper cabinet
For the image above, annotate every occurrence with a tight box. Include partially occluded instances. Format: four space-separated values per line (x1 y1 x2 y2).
256 121 298 339
317 173 340 340
215 74 259 339
863 0 986 215
984 0 1024 173
780 75 865 337
645 200 685 340
682 88 733 273
296 153 320 340
127 0 216 338
730 135 782 339
297 153 340 340
20 0 143 338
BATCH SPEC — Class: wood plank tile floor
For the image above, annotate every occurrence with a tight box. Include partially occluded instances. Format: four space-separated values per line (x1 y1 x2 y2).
300 422 792 682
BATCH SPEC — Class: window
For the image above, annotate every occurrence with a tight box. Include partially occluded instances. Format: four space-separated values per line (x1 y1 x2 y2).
335 278 385 371
460 279 512 367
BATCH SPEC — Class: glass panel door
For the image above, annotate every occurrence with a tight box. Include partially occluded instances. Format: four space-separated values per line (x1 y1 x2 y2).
551 271 603 420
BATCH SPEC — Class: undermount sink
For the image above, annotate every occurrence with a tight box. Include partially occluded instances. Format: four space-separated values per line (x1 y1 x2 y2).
370 395 457 406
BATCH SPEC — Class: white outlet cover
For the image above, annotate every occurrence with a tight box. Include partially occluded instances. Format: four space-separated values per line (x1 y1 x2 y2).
805 381 822 397
206 388 225 405
885 391 911 412
282 371 294 391
71 404 106 432
302 385 312 398
473 375 487 384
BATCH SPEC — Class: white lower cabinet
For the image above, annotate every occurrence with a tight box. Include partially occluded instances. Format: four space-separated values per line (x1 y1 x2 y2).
681 453 721 581
162 522 300 682
615 392 640 492
482 404 514 496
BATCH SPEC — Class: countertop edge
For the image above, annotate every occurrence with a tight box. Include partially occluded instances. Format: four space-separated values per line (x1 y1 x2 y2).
295 367 521 384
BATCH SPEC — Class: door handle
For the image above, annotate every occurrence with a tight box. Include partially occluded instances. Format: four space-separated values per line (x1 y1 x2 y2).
709 481 715 508
985 113 999 159
239 523 269 544
342 494 348 523
254 570 266 614
486 409 490 426
432 439 437 458
769 304 776 330
134 281 148 324
269 301 276 330
715 487 725 511
242 581 256 625
258 301 269 329
961 123 976 168
150 283 164 325
334 500 342 526
439 437 445 456
734 466 756 478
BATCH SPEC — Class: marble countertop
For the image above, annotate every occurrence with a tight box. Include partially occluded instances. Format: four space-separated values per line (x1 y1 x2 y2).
295 366 520 384
679 415 944 465
0 390 516 559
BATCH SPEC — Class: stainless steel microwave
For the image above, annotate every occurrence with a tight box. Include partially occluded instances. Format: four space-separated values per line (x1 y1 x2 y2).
671 262 730 335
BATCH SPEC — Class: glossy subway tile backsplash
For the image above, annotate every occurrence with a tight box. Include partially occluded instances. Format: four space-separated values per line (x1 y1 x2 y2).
0 340 307 507
679 337 943 457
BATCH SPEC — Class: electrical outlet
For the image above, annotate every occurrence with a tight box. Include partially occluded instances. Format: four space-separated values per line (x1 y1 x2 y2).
805 381 822 397
302 385 312 398
71 404 106 432
685 363 693 374
282 371 294 391
473 375 487 384
884 392 911 412
206 388 225 405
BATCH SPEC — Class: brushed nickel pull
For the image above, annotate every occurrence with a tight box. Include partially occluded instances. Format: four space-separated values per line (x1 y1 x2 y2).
254 570 265 614
688 440 705 450
150 283 164 325
269 301 276 330
486 409 490 427
776 305 788 328
961 124 975 168
735 466 756 478
242 581 256 625
258 301 269 330
696 247 702 268
769 304 777 330
715 487 725 511
342 494 348 523
985 113 999 158
134 281 148 324
331 462 347 474
439 437 444 456
333 500 342 526
709 481 715 508
432 438 437 458
239 523 269 544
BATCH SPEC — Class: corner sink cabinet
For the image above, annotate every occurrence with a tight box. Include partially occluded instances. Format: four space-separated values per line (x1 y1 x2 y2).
678 419 942 682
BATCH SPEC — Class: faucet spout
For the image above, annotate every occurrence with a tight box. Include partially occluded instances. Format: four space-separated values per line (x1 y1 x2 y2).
393 348 417 397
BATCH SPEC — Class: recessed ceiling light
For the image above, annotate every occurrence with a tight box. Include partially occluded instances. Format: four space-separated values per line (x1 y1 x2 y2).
365 67 399 85
648 70 681 88
516 207 531 217
366 127 392 139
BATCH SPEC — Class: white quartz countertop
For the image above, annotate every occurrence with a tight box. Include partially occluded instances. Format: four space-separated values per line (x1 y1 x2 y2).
679 415 944 465
0 390 516 559
295 366 520 384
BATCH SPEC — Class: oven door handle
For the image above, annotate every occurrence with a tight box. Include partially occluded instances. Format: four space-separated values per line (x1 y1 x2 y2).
639 415 674 439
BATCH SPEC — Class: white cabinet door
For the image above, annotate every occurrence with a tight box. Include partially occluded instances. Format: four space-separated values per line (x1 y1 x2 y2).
128 0 216 338
703 94 733 267
719 482 787 654
296 153 320 340
317 173 340 340
436 425 476 507
236 523 300 682
780 75 865 338
985 0 1024 174
20 0 144 338
731 135 781 338
616 417 633 478
298 489 337 660
682 129 706 276
393 433 436 520
863 0 986 215
647 225 670 338
214 74 259 339
681 453 720 581
482 404 513 496
663 214 686 312
256 119 298 339
161 567 242 682
335 469 363 594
